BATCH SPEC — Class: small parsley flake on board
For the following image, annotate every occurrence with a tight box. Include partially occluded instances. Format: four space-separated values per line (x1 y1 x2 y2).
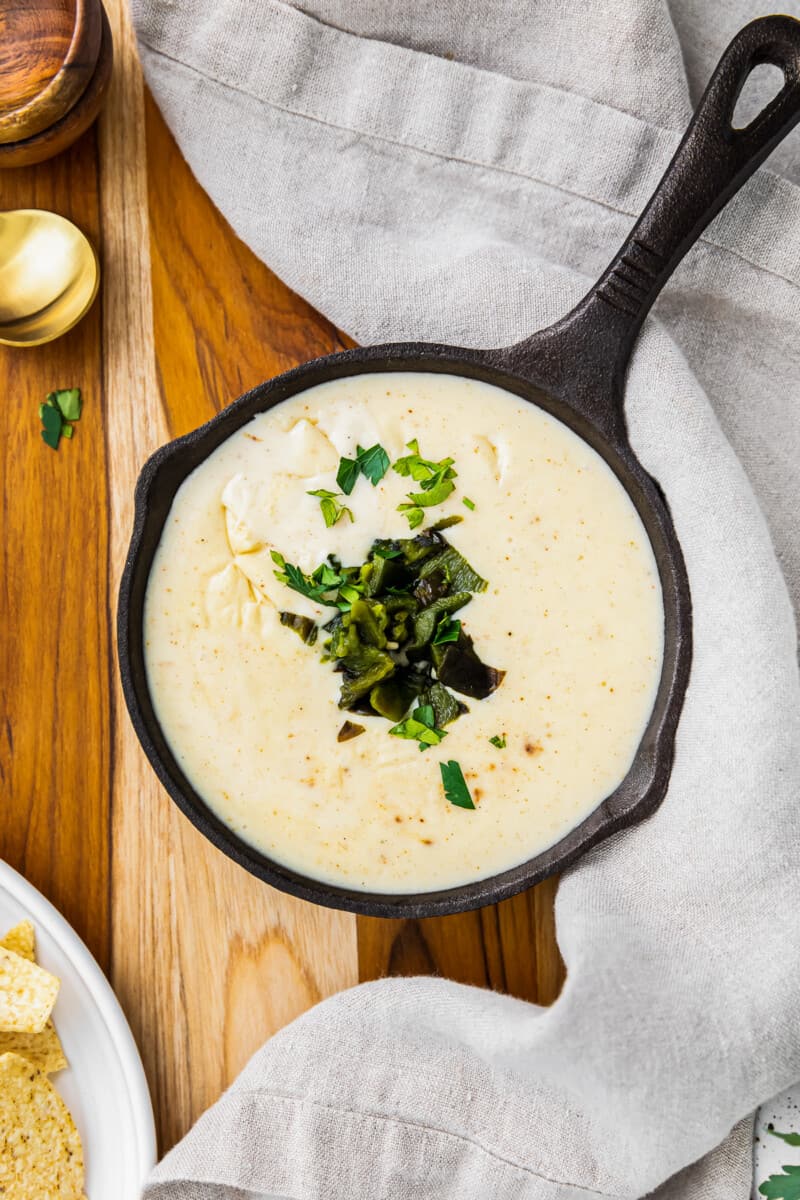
489 734 507 749
39 388 82 450
440 760 475 809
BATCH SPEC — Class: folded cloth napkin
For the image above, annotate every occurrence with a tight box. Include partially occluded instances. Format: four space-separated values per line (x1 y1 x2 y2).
134 1 800 1196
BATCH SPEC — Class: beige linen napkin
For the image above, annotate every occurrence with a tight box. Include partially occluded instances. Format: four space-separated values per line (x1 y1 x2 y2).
133 2 800 1196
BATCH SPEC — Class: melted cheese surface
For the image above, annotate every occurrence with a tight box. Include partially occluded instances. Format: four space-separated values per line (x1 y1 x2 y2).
144 373 663 892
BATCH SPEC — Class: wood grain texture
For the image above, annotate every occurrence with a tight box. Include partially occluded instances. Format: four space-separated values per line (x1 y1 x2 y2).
358 877 564 1005
141 84 565 1045
0 2 112 168
103 0 357 1154
0 128 110 968
1 0 564 1164
0 0 103 143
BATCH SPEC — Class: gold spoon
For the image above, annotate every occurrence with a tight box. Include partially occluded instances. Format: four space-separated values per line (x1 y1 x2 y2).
0 210 99 347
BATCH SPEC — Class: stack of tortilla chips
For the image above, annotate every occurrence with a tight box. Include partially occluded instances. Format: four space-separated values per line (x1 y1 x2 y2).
0 921 85 1198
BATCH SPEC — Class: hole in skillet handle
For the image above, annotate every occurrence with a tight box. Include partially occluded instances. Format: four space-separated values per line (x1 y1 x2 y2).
494 14 800 437
732 62 786 131
117 16 800 919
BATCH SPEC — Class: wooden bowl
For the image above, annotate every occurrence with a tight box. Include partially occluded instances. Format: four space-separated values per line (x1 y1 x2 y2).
0 0 112 167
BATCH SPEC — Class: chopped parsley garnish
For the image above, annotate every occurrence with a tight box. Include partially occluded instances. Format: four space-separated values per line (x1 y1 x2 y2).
440 760 475 809
40 403 62 450
356 443 390 486
53 388 81 421
273 525 504 735
307 488 353 528
336 456 360 495
432 615 461 645
463 497 476 511
336 582 363 612
271 551 343 604
40 388 82 450
393 439 458 528
390 704 448 752
336 443 390 495
273 490 503 814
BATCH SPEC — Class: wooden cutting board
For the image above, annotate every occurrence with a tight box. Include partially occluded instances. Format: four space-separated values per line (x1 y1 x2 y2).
0 0 564 1154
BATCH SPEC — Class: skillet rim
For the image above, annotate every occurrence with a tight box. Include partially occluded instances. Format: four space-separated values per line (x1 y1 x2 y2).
117 341 692 919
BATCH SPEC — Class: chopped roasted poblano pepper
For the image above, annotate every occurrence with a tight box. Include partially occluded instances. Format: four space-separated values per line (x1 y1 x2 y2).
337 720 365 742
273 522 503 731
279 612 318 644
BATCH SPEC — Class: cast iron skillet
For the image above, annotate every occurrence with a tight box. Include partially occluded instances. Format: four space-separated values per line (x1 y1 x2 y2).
119 16 800 918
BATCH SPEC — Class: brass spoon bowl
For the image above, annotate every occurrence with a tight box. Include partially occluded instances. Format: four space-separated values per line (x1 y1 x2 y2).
0 209 99 347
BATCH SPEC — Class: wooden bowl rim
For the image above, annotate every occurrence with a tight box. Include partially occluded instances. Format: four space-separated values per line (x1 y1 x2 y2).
0 0 104 145
0 3 111 167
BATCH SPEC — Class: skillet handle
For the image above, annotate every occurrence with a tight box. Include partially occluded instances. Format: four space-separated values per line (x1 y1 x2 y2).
497 14 800 438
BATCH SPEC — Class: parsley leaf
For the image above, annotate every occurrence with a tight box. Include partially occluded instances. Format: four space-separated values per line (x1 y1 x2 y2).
336 582 364 612
336 456 360 495
390 704 448 751
463 497 476 511
397 504 425 530
51 388 82 421
335 443 390 501
356 443 390 486
392 440 458 528
271 551 343 605
405 478 456 508
39 387 82 450
489 734 506 749
414 704 436 729
40 403 62 450
759 1166 800 1199
440 760 475 809
770 1130 800 1149
433 615 461 645
313 562 345 590
307 488 353 528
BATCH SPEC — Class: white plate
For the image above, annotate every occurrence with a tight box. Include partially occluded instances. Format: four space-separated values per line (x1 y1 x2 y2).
0 860 156 1197
754 1085 800 1198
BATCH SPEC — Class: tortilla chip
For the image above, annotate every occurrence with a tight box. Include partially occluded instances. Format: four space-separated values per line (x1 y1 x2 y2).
0 924 67 1071
0 1052 84 1198
0 1023 67 1074
0 922 35 962
0 948 59 1034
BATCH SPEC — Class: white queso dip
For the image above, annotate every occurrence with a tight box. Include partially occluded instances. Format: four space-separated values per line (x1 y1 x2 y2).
144 373 663 893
